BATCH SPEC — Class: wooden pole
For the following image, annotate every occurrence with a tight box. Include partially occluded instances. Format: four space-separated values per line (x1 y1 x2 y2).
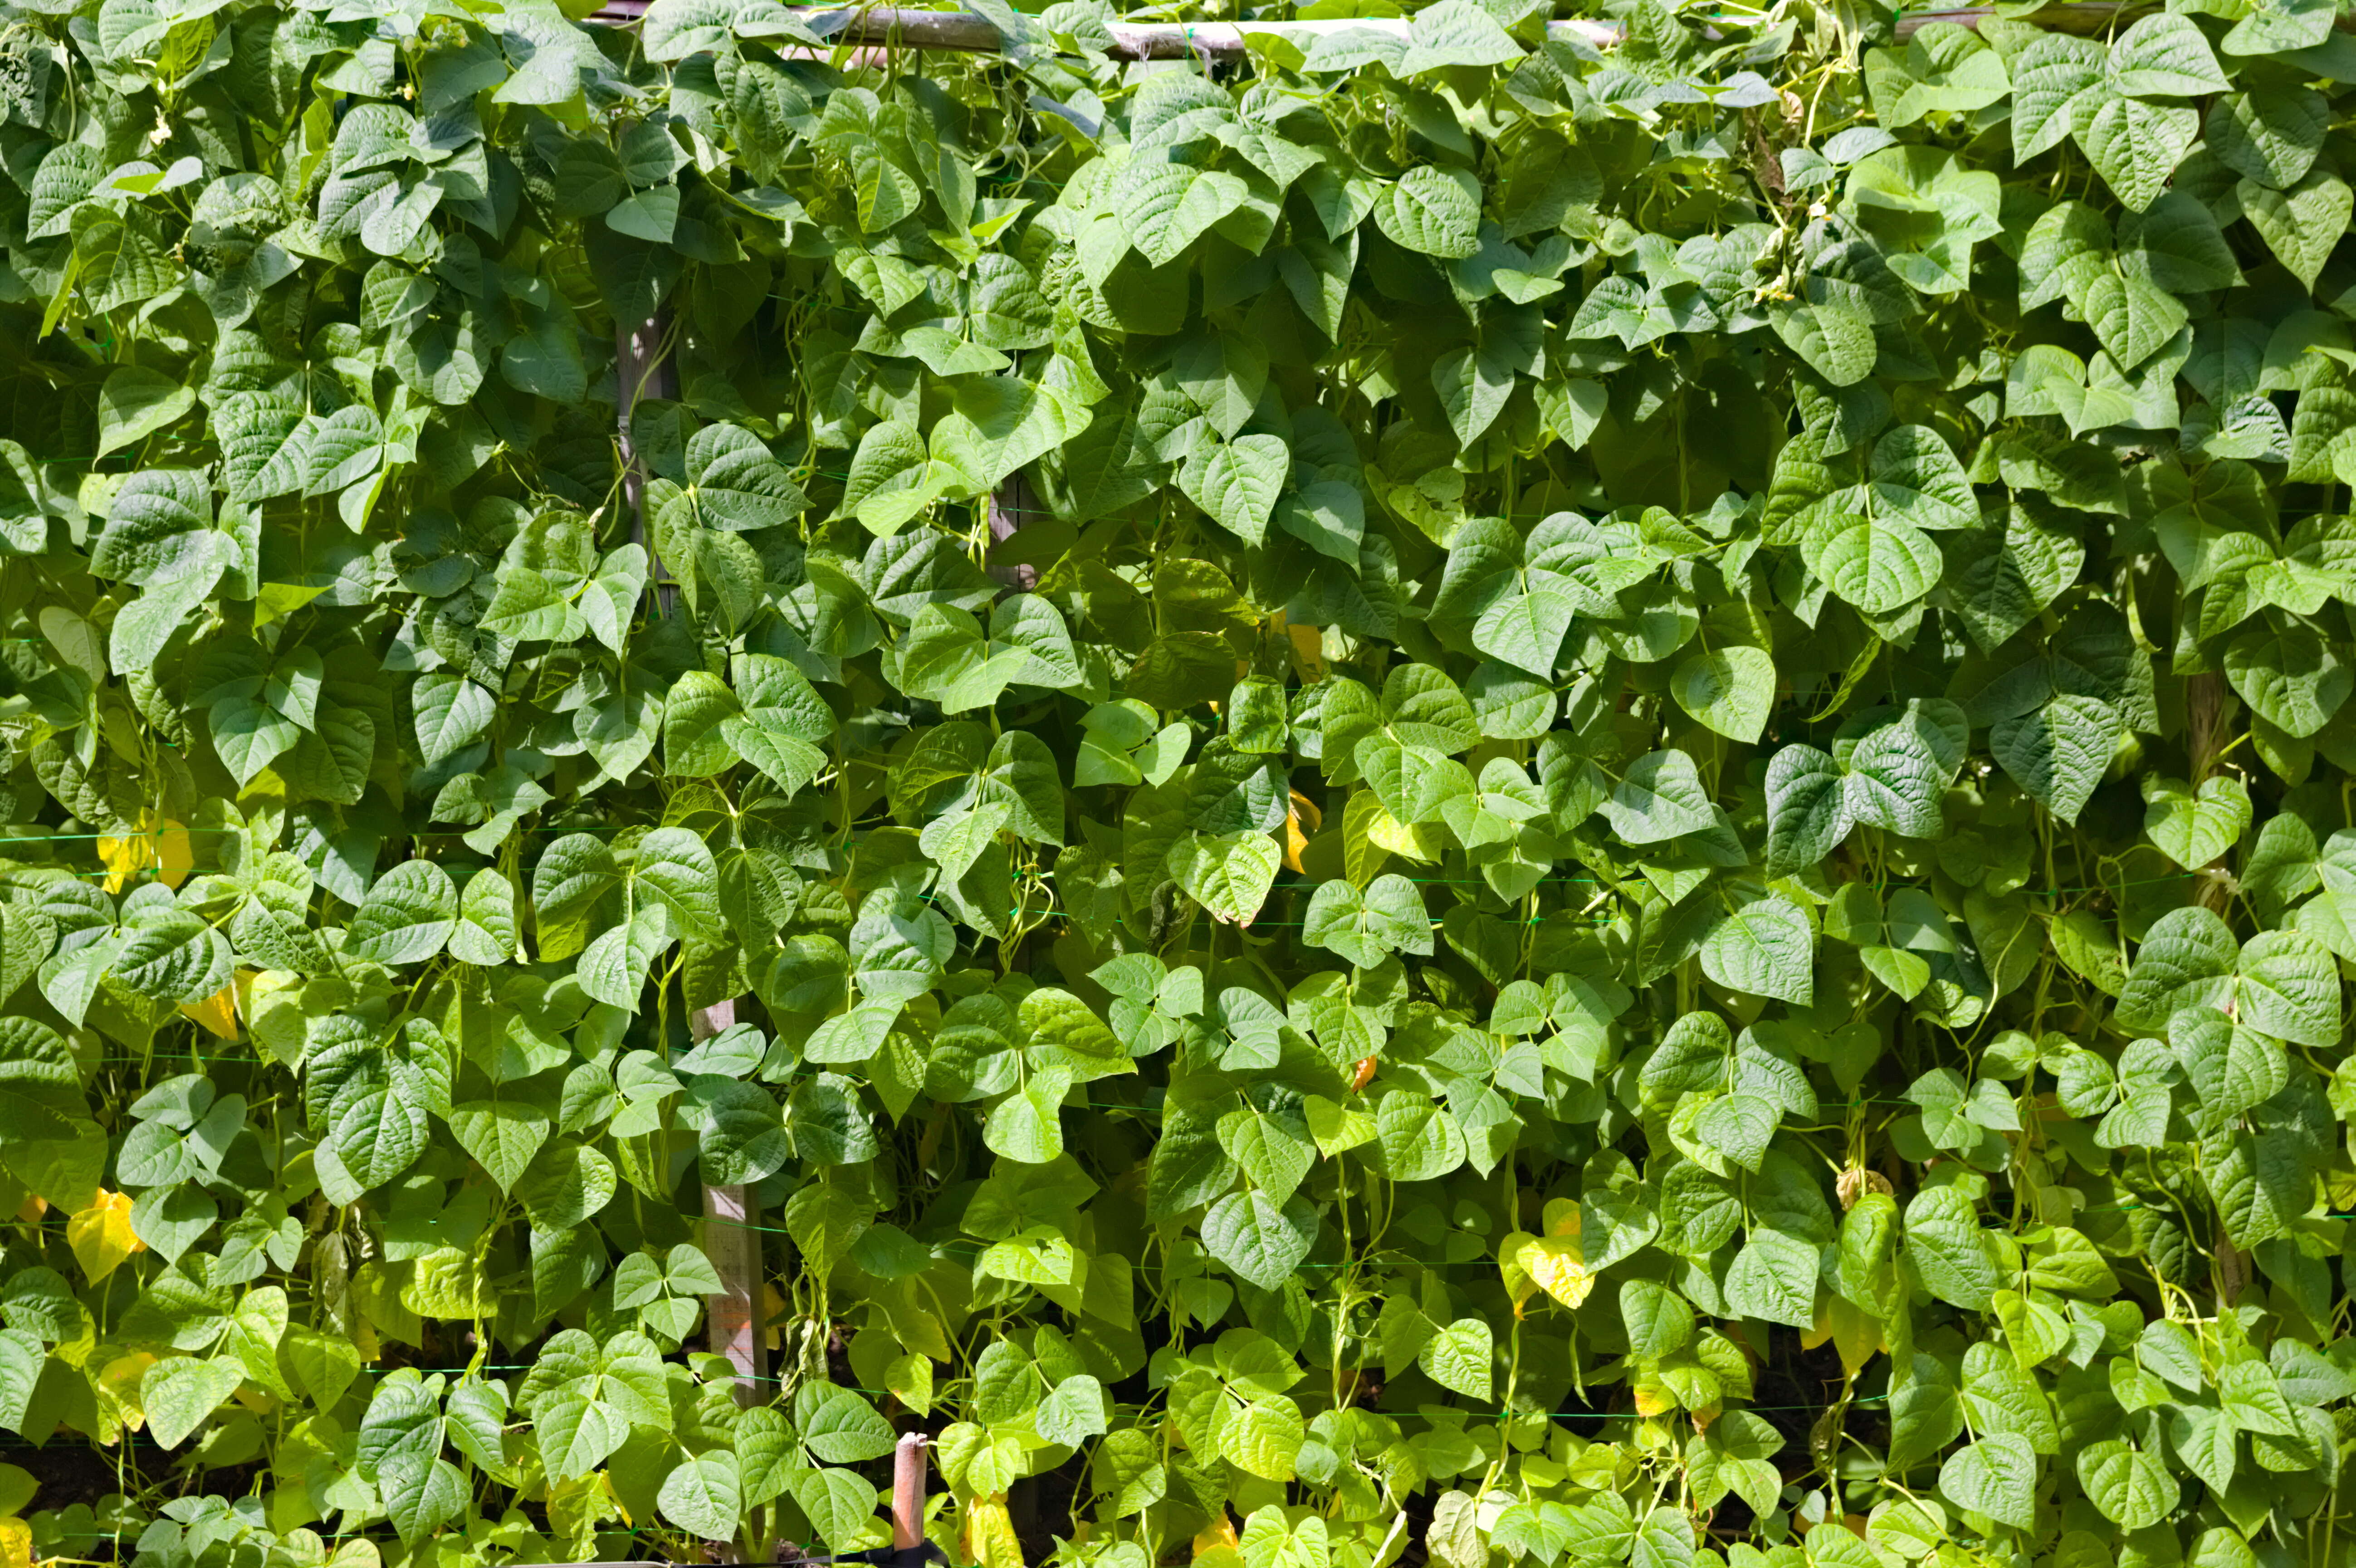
618 312 680 614
892 1432 931 1553
696 1001 767 1415
986 473 1036 594
617 315 763 1412
617 314 671 542
584 1 2314 49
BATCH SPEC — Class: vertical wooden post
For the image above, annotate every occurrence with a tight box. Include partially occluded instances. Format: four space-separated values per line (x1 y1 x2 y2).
986 472 1036 593
695 1000 766 1411
892 1432 930 1553
618 313 679 612
620 314 763 1409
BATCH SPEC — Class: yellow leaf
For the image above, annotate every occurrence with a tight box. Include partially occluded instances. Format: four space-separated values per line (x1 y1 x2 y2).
1283 789 1322 874
967 1497 1025 1568
1631 1377 1676 1417
96 1350 156 1435
0 1516 29 1568
97 813 192 894
885 1350 932 1414
1286 620 1327 683
887 1302 952 1361
239 969 306 1068
252 582 329 629
1510 1204 1593 1308
1192 1514 1240 1559
761 1282 786 1350
1818 1294 1884 1374
96 834 136 897
1497 1231 1540 1310
67 1190 145 1284
178 983 240 1040
1363 803 1438 862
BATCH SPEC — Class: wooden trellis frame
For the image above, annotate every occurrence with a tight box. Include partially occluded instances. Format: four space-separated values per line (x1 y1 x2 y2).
593 0 2354 1550
586 1 2321 46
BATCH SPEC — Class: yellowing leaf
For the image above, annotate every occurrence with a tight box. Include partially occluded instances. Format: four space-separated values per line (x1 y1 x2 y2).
252 581 329 628
0 1516 29 1568
1193 1514 1241 1560
67 1189 144 1283
1810 1294 1885 1374
968 1496 1025 1568
885 1350 933 1413
1364 803 1439 861
178 982 240 1040
96 1350 157 1435
1286 619 1327 682
1283 789 1322 873
97 812 192 893
1510 1204 1593 1307
762 1282 787 1350
239 969 306 1069
1497 1230 1540 1309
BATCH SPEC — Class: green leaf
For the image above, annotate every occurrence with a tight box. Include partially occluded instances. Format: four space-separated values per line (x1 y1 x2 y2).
1904 1185 1997 1311
1180 434 1288 548
90 470 212 586
1808 511 1943 615
2080 96 2200 212
1418 1319 1493 1399
1773 303 1877 386
1117 159 1250 267
1301 874 1434 967
1722 1229 1819 1327
1599 751 1715 845
1671 646 1775 743
1202 1191 1318 1291
1990 696 2117 822
1939 1433 2037 1529
2116 905 2239 1034
448 1100 550 1192
2074 1441 2175 1529
1765 745 1851 875
2142 775 2250 869
345 860 460 966
2225 620 2351 738
2235 929 2340 1046
1373 1091 1467 1182
1701 898 1814 1006
1374 166 1482 259
96 366 195 459
141 1356 244 1448
414 674 496 767
789 1465 877 1551
1168 831 1282 925
1398 0 1522 73
671 422 808 532
2107 14 2228 96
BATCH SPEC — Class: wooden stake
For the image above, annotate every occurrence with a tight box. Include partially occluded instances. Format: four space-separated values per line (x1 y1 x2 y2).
987 472 1036 593
617 313 672 542
619 314 758 1554
892 1432 931 1553
691 998 767 1410
584 1 2282 49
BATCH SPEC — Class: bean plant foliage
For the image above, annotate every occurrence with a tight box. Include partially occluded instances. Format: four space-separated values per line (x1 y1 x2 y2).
1 0 2356 1562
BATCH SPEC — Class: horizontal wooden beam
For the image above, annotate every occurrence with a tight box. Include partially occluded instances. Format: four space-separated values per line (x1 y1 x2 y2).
587 0 2180 49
